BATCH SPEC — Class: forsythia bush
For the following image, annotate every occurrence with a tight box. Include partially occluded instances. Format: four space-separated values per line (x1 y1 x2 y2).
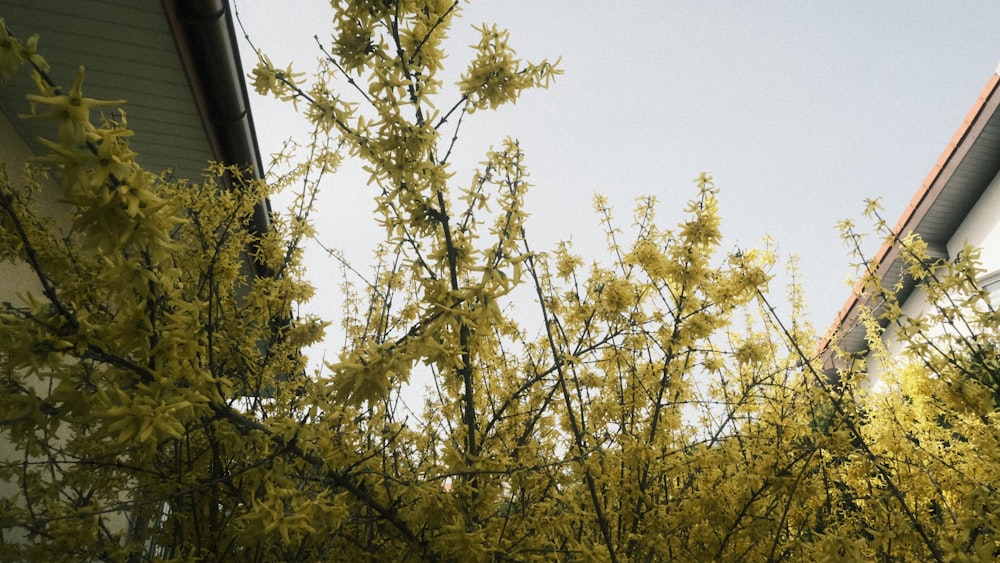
2 3 999 561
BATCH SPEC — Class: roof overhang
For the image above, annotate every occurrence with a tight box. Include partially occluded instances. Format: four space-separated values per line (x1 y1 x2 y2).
162 0 270 236
821 69 1000 371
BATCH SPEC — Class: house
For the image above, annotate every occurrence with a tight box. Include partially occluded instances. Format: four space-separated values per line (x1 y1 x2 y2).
0 0 267 545
0 0 268 278
0 0 272 323
822 64 1000 381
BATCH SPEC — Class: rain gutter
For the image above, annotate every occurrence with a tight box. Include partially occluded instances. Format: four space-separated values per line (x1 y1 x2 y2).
161 0 272 269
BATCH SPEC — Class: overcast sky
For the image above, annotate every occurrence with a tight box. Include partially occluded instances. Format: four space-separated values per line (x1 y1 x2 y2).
236 2 1000 348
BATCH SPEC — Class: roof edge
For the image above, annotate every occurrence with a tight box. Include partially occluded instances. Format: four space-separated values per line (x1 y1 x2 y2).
161 0 271 236
820 69 1000 366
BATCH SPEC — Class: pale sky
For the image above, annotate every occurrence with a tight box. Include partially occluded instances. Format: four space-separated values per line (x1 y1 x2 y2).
236 2 1000 352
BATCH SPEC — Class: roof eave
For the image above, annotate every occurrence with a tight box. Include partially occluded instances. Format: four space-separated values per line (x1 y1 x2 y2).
161 0 271 237
821 70 1000 371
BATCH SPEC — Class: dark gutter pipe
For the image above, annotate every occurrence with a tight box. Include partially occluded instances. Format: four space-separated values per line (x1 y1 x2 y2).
161 0 272 253
162 1 303 393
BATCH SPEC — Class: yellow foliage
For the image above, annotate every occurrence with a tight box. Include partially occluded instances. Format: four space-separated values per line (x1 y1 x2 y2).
3 6 1000 562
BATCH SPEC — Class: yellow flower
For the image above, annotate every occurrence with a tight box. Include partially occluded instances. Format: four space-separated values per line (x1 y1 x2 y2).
555 243 583 279
22 66 124 145
629 239 670 278
601 278 634 315
0 19 24 81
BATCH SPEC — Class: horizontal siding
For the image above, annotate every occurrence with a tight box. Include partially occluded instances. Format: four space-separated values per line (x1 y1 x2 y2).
0 1 215 182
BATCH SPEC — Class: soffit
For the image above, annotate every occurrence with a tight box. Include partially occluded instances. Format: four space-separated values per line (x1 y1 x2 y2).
901 87 1000 250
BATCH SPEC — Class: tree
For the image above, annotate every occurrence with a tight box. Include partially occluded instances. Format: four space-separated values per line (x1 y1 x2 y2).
2 3 999 561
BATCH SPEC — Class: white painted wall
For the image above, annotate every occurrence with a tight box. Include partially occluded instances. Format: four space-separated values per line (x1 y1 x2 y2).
869 168 1000 384
949 169 1000 277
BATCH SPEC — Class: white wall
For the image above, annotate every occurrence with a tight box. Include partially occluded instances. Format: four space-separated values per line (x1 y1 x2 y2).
948 169 1000 278
869 168 1000 384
